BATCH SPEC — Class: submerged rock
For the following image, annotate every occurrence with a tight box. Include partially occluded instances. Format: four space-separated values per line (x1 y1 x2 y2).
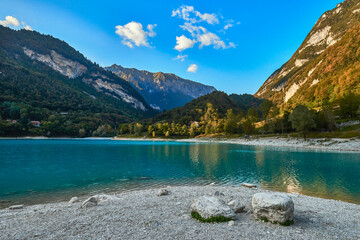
157 188 169 196
228 220 235 226
227 200 245 213
190 196 236 220
252 193 294 225
8 205 24 210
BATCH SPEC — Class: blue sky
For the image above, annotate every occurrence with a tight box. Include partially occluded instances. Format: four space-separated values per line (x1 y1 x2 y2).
0 0 342 94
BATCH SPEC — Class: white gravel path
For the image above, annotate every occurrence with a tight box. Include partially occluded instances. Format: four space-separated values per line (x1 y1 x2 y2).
1 186 359 240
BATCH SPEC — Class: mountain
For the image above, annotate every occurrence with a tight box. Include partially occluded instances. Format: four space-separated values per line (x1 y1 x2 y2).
0 26 158 136
105 64 216 111
256 0 360 109
0 26 155 117
149 91 263 125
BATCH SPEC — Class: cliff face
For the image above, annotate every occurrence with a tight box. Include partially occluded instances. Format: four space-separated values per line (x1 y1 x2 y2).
106 64 216 111
256 0 360 108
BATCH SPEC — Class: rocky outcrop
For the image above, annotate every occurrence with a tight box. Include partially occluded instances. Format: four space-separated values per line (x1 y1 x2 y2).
252 193 294 224
23 47 87 78
105 64 216 110
190 196 236 220
22 48 149 111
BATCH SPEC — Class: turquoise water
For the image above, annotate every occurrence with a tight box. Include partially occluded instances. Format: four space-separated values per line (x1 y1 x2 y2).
0 139 359 207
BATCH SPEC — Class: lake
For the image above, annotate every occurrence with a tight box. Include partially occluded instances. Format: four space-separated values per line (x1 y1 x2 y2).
0 139 359 207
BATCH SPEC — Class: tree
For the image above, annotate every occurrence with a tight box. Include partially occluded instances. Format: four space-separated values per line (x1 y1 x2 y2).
147 125 154 136
134 123 143 136
118 124 129 135
260 99 273 119
79 128 86 138
289 105 316 140
339 93 360 118
247 107 259 122
242 118 255 135
224 109 238 134
316 110 335 132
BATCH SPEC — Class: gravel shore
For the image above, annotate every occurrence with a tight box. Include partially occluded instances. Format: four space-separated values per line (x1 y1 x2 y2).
1 186 359 240
115 136 360 152
180 137 360 152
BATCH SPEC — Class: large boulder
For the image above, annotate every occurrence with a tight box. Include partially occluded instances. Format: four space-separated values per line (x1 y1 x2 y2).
191 196 236 220
252 193 294 225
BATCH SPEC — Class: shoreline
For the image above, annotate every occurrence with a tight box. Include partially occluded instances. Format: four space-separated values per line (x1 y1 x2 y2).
1 136 359 152
114 136 360 152
1 185 359 239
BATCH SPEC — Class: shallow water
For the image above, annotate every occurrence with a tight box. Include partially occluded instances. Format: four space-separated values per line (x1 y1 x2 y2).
0 139 359 207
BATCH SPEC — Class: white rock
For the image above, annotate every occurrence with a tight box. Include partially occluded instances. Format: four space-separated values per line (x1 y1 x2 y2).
228 200 245 213
81 194 119 208
242 183 257 188
8 204 24 210
190 196 236 220
81 197 98 208
68 197 79 204
252 193 294 224
157 188 169 196
228 220 235 226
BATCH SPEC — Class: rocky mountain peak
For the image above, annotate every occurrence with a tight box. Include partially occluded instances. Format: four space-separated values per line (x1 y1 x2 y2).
105 64 216 110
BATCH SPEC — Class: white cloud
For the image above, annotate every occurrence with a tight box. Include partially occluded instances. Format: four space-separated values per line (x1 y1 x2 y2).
23 25 32 31
0 16 20 27
195 12 219 24
187 64 198 73
172 5 236 52
223 23 233 31
174 54 188 62
172 5 219 25
180 22 206 37
197 32 225 49
115 21 156 48
172 5 196 23
147 24 157 37
174 35 196 52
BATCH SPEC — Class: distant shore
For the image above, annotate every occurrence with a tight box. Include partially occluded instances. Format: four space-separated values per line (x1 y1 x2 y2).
2 136 359 152
114 136 360 152
1 185 359 239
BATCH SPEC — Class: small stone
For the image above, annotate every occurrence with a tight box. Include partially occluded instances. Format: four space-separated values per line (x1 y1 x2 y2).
8 204 24 210
68 197 79 204
81 197 98 208
228 200 245 213
242 183 257 188
157 188 169 196
214 191 224 196
228 220 235 226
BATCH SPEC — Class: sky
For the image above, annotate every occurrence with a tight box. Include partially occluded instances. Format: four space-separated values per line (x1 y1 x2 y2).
0 0 342 95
